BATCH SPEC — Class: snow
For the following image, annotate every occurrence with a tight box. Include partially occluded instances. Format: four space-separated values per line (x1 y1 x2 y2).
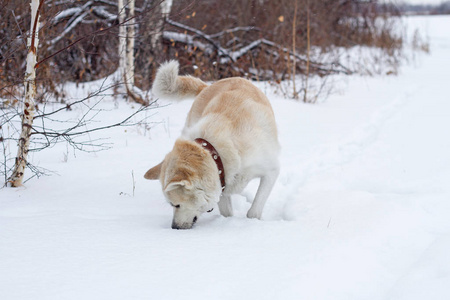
53 7 83 24
50 10 90 46
1 15 450 300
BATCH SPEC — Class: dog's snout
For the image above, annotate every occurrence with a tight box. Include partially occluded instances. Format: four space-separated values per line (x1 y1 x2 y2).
171 221 194 230
171 210 198 229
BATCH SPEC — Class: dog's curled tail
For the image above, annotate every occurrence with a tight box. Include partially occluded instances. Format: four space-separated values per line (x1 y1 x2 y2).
152 60 207 101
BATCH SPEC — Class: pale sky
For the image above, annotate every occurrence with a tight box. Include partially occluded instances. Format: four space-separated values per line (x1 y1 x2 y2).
400 0 445 4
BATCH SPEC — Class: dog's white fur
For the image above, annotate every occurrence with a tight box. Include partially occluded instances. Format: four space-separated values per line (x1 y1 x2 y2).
145 61 280 229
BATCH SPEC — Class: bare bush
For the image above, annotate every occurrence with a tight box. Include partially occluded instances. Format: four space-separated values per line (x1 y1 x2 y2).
1 0 405 102
1 79 159 186
161 0 404 101
1 0 165 186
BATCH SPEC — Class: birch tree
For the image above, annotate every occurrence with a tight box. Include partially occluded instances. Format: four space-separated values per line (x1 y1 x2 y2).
151 0 173 50
8 0 44 187
118 0 127 87
126 0 136 89
118 0 147 105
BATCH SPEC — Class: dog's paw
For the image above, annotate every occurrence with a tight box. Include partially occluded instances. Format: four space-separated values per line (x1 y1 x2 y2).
246 209 262 219
219 209 233 218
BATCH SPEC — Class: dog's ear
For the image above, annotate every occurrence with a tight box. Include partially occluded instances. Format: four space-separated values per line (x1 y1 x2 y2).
144 161 163 180
164 180 193 192
164 170 193 191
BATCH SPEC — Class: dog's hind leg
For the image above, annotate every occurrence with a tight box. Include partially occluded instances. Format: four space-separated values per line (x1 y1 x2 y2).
218 194 233 217
247 167 280 219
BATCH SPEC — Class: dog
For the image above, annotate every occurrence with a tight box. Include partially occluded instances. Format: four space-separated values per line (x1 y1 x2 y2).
144 61 280 229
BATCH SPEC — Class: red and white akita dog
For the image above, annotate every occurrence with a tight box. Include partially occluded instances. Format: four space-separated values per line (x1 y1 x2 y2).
145 61 280 229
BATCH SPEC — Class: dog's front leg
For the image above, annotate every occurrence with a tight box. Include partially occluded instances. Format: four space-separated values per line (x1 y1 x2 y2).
247 168 280 219
218 194 233 217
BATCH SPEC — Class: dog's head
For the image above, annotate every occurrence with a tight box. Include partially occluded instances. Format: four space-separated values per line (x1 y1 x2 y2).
144 140 221 229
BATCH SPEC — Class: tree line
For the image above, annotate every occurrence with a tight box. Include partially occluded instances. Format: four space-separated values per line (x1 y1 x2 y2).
1 0 405 102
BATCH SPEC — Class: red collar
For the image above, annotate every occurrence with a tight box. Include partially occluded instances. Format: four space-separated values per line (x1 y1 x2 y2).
195 138 226 191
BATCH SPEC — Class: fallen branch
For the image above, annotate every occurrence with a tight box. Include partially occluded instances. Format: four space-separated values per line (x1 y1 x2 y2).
166 18 233 61
162 27 353 76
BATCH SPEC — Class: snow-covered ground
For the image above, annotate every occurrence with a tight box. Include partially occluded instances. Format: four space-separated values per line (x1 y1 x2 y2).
1 15 450 300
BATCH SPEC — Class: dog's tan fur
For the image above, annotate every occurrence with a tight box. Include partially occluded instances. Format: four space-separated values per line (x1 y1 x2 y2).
145 61 280 229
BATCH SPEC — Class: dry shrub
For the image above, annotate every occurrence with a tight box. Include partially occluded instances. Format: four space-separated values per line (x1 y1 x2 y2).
1 0 405 103
167 0 404 84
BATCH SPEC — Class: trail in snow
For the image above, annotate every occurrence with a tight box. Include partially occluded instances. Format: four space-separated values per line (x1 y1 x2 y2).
275 86 415 221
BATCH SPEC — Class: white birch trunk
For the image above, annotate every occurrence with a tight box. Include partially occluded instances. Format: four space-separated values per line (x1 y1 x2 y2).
126 0 135 89
118 0 127 83
9 0 42 187
151 0 173 49
121 0 147 105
